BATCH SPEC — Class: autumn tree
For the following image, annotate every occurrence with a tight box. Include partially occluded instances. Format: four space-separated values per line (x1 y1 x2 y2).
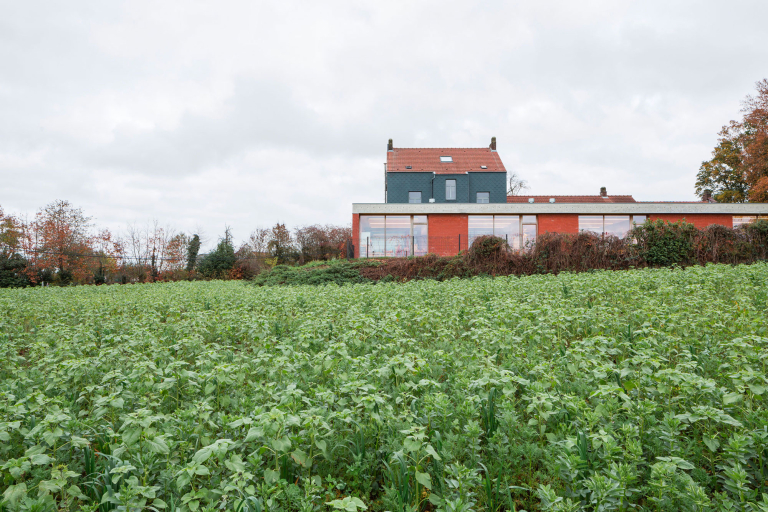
0 206 29 287
697 79 768 202
267 223 296 264
25 200 94 284
294 224 352 262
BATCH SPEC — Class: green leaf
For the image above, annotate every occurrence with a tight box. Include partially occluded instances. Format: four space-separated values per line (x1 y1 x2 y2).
403 438 421 453
703 436 720 452
176 471 192 490
30 453 53 465
723 392 743 405
39 479 62 495
146 436 170 455
2 483 27 506
192 446 213 464
291 449 310 467
70 436 90 448
415 471 432 490
264 469 279 485
153 498 167 509
244 426 262 443
271 437 292 452
425 444 441 461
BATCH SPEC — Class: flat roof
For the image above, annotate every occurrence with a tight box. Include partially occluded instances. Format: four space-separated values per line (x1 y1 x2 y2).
352 202 768 215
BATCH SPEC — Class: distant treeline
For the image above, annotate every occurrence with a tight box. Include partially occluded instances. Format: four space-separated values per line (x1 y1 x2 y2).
0 200 351 287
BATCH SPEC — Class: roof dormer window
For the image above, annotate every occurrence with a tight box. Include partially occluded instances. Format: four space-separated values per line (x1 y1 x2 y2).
440 156 453 163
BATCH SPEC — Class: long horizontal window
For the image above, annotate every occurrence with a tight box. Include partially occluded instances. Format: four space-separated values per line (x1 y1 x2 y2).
360 215 428 258
579 215 646 237
468 215 536 249
734 216 768 227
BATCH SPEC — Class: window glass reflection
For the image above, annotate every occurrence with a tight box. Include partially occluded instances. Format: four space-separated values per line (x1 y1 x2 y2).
360 216 385 257
494 215 520 247
579 216 603 235
468 216 494 245
604 216 630 237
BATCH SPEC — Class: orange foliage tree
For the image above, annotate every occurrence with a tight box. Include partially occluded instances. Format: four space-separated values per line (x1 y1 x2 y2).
697 79 768 202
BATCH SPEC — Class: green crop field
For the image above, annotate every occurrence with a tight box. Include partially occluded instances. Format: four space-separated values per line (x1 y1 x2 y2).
2 264 768 512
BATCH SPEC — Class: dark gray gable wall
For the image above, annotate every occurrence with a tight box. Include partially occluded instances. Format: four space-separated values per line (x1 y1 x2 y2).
386 172 506 203
469 172 507 203
386 172 433 203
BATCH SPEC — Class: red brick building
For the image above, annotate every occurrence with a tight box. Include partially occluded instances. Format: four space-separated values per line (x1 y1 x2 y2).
352 139 768 258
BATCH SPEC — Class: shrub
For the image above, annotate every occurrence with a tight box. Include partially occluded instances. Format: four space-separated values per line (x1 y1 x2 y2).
741 219 768 260
0 253 30 288
631 219 696 266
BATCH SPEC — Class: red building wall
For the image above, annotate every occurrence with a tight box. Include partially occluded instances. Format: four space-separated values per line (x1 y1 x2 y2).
352 214 360 257
538 214 580 234
428 214 468 256
649 214 733 229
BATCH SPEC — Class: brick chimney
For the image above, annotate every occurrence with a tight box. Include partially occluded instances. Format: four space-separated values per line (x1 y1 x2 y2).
702 189 713 202
489 136 497 151
387 139 393 151
600 186 607 197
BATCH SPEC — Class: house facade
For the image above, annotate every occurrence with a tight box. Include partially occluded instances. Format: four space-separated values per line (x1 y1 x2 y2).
352 138 768 258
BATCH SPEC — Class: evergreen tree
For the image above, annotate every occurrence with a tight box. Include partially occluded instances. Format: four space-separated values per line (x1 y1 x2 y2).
186 234 201 272
197 229 236 278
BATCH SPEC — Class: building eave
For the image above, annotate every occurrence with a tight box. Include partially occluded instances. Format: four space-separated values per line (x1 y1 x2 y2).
352 202 768 215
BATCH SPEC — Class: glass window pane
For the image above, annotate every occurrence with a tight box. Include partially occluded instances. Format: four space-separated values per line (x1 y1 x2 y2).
476 192 490 204
734 216 756 227
360 216 385 258
386 216 411 257
579 215 603 235
522 224 537 248
446 180 456 200
409 191 422 204
493 215 520 248
604 216 630 237
413 215 427 224
468 215 494 246
632 215 647 225
413 222 428 256
522 215 537 224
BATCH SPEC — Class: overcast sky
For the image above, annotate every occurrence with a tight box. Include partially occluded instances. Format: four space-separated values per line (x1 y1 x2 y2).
2 0 767 248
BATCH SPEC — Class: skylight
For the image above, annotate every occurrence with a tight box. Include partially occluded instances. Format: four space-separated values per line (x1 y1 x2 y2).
440 156 453 163
480 165 487 169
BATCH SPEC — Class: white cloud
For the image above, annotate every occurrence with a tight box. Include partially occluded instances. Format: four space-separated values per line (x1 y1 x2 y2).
1 0 767 248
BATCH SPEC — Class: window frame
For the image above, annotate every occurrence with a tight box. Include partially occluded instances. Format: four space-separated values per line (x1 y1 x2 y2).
445 179 457 201
360 215 429 258
578 215 646 237
408 191 422 204
467 215 536 250
476 191 490 204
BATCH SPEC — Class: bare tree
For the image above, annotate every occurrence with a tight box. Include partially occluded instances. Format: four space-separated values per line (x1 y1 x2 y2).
246 228 271 256
507 172 529 196
122 220 184 281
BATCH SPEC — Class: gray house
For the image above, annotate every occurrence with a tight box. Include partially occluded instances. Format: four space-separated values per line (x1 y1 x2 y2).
385 138 507 204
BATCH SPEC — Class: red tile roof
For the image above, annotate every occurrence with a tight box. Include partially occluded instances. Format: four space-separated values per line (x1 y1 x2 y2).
507 195 637 203
387 147 506 174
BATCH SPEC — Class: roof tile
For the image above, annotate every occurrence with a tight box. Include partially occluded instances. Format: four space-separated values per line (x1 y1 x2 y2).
387 147 506 174
507 195 637 204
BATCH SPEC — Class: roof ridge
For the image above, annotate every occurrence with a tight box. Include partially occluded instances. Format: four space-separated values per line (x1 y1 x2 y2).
392 147 495 150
